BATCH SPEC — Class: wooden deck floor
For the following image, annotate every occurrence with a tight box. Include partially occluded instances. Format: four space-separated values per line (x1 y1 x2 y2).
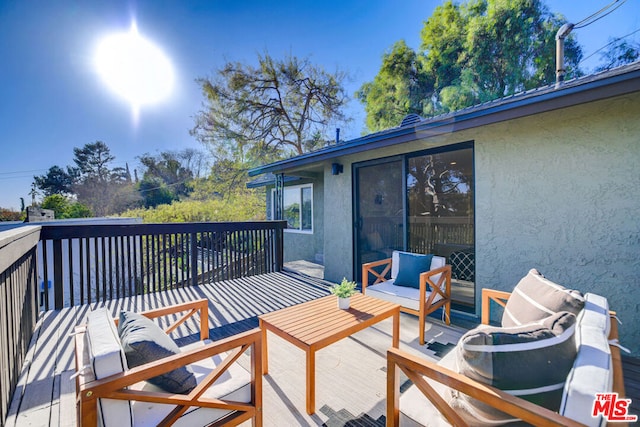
5 270 639 426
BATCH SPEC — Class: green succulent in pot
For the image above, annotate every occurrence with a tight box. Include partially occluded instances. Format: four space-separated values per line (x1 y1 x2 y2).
330 278 357 298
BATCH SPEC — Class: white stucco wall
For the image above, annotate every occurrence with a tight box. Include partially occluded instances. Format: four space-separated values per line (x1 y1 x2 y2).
322 161 354 284
474 94 640 354
318 92 640 355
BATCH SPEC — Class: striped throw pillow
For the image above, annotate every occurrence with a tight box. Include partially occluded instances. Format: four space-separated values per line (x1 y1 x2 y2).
502 268 584 327
453 311 577 425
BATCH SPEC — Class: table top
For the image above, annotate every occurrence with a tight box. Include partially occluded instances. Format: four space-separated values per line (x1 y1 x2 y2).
259 293 400 349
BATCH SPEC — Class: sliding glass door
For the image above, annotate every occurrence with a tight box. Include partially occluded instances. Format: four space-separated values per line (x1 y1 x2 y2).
407 145 474 310
354 143 475 311
354 159 403 281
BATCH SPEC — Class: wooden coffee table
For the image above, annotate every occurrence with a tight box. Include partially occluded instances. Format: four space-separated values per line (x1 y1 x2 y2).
259 293 401 414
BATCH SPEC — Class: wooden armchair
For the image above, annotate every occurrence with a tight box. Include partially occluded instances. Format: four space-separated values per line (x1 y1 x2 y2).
75 299 262 427
387 289 627 427
362 251 452 345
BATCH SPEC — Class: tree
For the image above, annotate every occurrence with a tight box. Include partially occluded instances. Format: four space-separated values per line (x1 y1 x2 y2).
33 165 78 196
192 52 350 159
71 141 141 216
459 0 581 102
356 40 434 131
135 149 208 207
41 194 92 219
359 0 583 131
138 177 178 208
41 194 68 218
0 208 23 221
596 39 640 72
73 141 114 182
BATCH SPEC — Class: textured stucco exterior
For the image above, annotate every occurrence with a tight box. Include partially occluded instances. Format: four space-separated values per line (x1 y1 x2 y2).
267 178 325 264
473 94 640 356
273 92 640 355
321 161 353 284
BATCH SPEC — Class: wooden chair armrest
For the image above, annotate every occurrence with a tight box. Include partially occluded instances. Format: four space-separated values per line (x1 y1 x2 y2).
361 257 392 291
116 298 210 341
386 347 585 427
79 328 261 396
481 288 511 325
420 265 452 302
77 327 262 427
609 312 626 399
362 257 392 268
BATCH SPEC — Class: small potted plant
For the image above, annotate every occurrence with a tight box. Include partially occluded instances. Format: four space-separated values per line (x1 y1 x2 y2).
330 277 357 309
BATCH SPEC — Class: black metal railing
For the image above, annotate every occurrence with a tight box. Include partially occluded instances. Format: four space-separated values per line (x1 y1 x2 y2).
0 220 285 426
0 226 40 427
38 221 287 310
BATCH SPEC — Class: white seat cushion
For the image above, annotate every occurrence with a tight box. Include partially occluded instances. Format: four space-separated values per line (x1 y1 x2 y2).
131 340 253 427
560 293 612 427
367 252 446 310
399 293 614 427
576 292 611 336
85 308 133 427
366 280 442 311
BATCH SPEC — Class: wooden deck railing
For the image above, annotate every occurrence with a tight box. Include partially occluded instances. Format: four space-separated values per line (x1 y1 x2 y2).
38 221 287 310
0 220 285 427
0 226 40 426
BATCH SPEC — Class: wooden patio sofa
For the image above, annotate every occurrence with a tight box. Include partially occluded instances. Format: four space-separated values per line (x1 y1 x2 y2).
362 250 452 345
74 298 262 427
387 270 627 426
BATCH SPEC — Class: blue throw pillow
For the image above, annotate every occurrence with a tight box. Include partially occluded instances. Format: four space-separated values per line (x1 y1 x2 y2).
118 311 197 394
394 252 433 289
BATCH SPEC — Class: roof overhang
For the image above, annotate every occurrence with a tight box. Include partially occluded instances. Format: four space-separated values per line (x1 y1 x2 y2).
249 62 640 177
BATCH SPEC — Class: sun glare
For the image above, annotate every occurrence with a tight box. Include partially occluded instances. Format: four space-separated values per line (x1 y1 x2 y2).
95 22 174 115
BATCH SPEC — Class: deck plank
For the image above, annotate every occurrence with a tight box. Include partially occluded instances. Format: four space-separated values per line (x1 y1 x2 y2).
58 370 76 427
6 270 640 426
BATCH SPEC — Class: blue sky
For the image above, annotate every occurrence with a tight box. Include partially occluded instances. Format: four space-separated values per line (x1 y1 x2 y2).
0 0 638 210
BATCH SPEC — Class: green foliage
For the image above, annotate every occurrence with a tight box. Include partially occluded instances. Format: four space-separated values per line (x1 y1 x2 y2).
329 278 357 298
192 51 350 159
356 40 433 131
137 149 203 206
33 165 77 196
41 194 92 219
119 190 265 223
0 208 24 221
138 176 179 208
64 202 92 218
33 141 144 216
73 141 114 181
596 40 640 72
41 194 68 217
359 0 583 132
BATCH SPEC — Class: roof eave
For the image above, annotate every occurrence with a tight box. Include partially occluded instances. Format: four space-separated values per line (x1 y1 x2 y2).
248 65 640 177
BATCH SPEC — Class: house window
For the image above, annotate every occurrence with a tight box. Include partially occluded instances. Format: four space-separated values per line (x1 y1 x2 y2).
273 184 313 233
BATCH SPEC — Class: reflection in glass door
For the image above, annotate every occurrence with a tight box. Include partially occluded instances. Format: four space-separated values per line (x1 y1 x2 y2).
407 146 474 311
354 159 403 281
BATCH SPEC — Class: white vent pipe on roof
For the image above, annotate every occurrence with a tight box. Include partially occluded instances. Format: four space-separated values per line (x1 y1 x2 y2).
556 23 575 87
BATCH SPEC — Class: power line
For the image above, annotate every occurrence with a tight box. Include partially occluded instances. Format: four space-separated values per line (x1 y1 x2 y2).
0 168 49 176
578 27 640 67
574 0 629 29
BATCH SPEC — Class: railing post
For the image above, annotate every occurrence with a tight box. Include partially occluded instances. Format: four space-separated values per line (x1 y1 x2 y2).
274 221 284 272
0 226 41 423
190 232 198 287
53 239 64 309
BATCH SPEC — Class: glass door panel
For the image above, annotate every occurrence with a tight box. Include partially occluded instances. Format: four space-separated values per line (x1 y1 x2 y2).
354 159 403 281
407 147 475 311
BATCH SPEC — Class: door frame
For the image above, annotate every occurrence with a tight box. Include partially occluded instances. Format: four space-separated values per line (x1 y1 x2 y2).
352 155 406 282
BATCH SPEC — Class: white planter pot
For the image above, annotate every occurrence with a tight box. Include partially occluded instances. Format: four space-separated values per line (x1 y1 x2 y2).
337 296 350 310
